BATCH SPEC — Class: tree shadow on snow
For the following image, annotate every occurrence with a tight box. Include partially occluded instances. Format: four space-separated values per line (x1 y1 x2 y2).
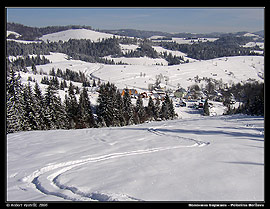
154 128 264 142
222 161 264 166
126 127 264 142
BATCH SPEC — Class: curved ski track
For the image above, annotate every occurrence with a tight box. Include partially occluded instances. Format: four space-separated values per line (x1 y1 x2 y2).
20 127 210 201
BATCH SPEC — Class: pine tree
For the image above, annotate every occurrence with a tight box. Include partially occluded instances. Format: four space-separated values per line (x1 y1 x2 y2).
115 90 126 126
21 82 38 131
78 87 96 128
161 94 175 120
44 83 57 129
44 83 68 129
32 63 37 75
60 81 65 90
122 88 134 125
54 95 68 129
33 82 46 130
49 67 56 76
6 69 25 133
96 82 114 127
168 97 176 119
147 96 155 121
135 95 146 123
65 82 79 129
109 84 122 127
203 99 210 116
154 98 161 120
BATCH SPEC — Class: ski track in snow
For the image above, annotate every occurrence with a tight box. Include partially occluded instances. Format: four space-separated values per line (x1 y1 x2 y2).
20 127 209 201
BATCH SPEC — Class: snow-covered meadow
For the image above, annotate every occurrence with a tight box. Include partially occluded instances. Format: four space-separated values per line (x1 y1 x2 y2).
7 115 264 201
19 52 263 93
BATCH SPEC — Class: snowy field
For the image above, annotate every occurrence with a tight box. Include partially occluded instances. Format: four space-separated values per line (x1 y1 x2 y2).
7 115 264 201
91 56 264 91
25 53 262 92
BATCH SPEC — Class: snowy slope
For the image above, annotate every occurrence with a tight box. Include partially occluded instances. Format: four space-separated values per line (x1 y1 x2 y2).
91 56 264 91
7 31 21 38
39 29 119 42
7 115 264 201
151 37 218 44
104 55 169 66
7 39 42 44
20 53 263 104
105 44 197 66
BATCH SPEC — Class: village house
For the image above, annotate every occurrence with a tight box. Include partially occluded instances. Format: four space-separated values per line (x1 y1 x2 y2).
174 88 187 98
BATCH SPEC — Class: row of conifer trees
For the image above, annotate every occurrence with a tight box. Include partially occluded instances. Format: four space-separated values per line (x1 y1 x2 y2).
7 69 176 133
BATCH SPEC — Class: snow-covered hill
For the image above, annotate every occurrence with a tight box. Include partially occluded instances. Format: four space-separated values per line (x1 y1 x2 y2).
15 52 263 113
7 115 264 201
7 30 21 38
22 52 263 92
91 56 264 91
39 28 120 42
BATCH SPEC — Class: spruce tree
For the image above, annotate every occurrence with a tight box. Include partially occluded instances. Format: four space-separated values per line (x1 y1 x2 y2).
21 82 38 131
122 89 134 125
32 63 37 75
33 82 46 130
78 87 96 128
154 98 161 120
6 69 25 133
65 82 79 128
135 95 146 123
203 99 210 116
147 96 155 121
115 90 126 126
44 83 68 129
168 97 176 119
54 95 68 129
44 83 57 129
96 82 114 127
107 83 118 127
161 94 175 120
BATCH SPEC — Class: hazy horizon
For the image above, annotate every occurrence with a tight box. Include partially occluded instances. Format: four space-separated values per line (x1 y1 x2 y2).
7 7 264 34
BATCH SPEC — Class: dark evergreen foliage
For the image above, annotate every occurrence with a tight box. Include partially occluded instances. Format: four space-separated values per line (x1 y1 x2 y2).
21 83 38 130
158 36 262 60
203 99 210 116
223 82 264 116
146 96 155 120
135 95 146 124
160 94 176 120
122 88 134 126
6 69 24 133
64 82 79 129
33 82 47 130
7 72 176 132
7 22 92 41
77 88 96 128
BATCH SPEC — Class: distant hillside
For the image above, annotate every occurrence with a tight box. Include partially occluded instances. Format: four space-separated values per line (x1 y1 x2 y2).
7 22 93 41
100 29 171 39
39 28 118 42
253 30 264 38
7 22 264 41
101 29 222 39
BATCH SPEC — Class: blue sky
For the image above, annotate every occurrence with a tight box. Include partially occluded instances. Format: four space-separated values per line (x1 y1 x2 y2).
6 8 264 33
